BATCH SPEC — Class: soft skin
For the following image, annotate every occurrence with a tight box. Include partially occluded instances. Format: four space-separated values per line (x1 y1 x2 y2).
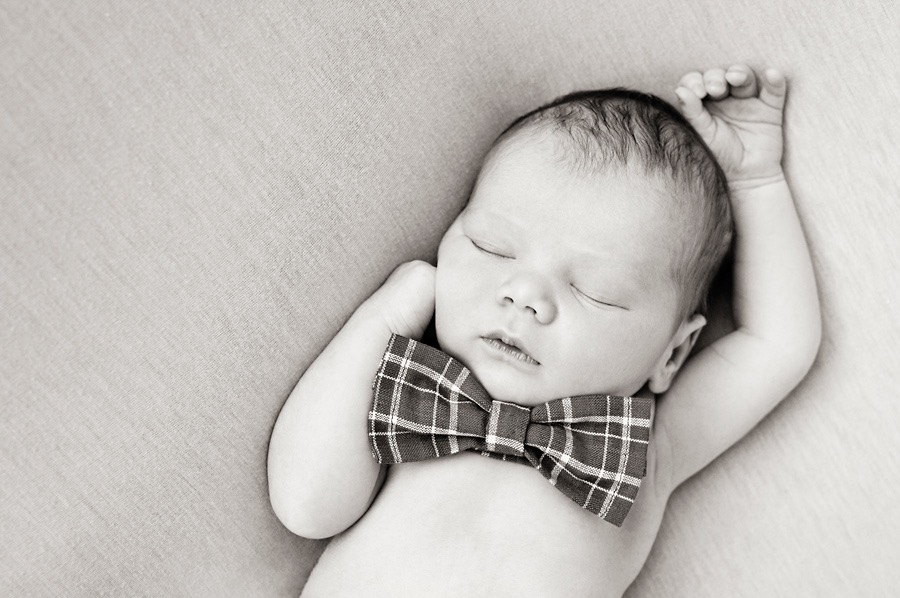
268 65 821 596
434 134 706 406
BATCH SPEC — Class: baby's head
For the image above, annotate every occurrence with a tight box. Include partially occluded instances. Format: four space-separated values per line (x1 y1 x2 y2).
435 89 732 405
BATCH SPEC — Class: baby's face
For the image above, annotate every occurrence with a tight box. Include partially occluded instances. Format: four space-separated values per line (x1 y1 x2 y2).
435 134 684 405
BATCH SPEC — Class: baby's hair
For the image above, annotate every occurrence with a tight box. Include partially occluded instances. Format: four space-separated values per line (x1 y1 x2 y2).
488 88 733 321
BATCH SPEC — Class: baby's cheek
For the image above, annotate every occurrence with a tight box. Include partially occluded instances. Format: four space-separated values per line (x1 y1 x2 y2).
561 325 643 393
434 274 469 346
434 266 464 319
574 341 616 378
438 253 483 308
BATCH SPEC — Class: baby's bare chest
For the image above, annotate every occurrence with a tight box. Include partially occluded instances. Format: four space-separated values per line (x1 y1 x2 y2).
304 451 668 596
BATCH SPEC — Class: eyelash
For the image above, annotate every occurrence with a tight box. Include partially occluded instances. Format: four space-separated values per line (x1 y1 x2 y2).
470 239 511 259
572 286 621 309
471 238 624 310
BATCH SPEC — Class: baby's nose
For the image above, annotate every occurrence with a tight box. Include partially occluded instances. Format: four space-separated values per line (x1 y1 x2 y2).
497 273 557 324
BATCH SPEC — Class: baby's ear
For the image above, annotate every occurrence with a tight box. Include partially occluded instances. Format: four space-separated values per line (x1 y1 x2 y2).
647 314 707 394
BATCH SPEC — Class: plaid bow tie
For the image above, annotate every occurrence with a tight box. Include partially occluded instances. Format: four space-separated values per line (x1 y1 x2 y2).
368 334 653 527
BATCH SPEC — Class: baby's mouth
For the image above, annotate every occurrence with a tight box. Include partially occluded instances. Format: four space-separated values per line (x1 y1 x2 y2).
481 335 540 365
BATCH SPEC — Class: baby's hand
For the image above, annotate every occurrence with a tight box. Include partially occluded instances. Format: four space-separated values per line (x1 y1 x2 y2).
675 65 787 190
365 260 436 339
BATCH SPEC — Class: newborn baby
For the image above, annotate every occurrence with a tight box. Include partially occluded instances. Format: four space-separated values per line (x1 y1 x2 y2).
268 64 821 596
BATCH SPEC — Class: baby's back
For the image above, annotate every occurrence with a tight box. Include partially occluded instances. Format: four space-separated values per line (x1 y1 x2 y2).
303 448 667 597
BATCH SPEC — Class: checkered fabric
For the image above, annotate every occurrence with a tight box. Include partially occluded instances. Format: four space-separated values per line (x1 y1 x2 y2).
368 334 653 527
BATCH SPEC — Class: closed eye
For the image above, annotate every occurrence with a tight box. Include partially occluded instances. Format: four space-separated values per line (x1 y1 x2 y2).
572 285 628 310
470 239 511 259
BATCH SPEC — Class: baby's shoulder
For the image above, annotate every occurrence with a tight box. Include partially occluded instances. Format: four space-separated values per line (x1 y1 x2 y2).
647 423 677 500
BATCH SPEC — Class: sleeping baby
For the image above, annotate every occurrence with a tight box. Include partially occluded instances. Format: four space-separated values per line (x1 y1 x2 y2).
268 64 821 596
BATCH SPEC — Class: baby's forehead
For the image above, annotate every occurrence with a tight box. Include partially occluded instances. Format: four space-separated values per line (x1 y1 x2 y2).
476 142 676 221
465 190 677 262
485 126 674 195
464 141 685 277
489 121 636 177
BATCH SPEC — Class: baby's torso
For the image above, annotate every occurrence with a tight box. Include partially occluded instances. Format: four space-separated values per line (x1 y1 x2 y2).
302 438 669 597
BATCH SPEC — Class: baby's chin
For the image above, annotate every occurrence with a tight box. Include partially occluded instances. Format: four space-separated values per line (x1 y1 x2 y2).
466 356 639 405
464 359 571 407
436 329 624 404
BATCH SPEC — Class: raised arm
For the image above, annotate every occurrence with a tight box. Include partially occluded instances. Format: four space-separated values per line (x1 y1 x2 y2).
267 260 436 539
655 66 821 491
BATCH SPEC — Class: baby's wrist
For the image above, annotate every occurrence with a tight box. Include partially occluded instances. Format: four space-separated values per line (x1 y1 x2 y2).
728 170 786 194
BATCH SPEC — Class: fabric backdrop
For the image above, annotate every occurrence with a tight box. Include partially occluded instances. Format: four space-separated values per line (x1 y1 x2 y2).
2 0 898 596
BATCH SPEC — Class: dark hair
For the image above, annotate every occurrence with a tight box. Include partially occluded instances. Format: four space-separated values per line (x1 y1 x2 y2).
488 88 733 320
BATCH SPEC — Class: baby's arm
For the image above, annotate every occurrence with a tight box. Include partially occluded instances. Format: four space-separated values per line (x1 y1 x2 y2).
267 260 436 538
655 66 821 491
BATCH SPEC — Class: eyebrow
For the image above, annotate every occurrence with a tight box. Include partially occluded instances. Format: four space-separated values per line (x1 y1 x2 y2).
463 208 521 233
562 241 658 300
468 209 610 261
465 207 656 296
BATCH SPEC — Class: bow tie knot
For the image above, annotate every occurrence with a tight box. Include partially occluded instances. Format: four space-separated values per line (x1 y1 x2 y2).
485 400 531 458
